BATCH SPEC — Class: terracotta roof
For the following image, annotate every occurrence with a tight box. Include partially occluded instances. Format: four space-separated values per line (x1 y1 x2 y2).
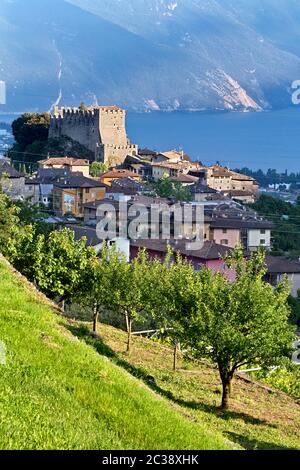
231 172 257 182
100 169 139 179
222 190 256 197
170 174 199 184
38 157 89 166
161 150 191 162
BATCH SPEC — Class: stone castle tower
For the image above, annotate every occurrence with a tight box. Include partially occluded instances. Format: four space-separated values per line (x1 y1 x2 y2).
49 105 138 165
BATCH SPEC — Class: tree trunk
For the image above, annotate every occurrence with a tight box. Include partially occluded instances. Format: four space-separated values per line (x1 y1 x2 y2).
61 299 65 312
93 305 99 333
126 314 132 353
221 376 233 410
173 340 178 372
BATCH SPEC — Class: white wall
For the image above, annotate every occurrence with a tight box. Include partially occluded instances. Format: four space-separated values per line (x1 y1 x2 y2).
248 229 271 251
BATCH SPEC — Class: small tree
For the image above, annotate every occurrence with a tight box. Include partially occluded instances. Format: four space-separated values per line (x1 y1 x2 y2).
109 249 151 353
0 192 21 257
154 175 192 202
12 112 50 149
149 249 198 370
76 243 116 334
90 161 108 177
32 229 96 308
182 248 295 410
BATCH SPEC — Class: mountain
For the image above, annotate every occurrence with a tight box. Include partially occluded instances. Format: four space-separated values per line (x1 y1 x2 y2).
1 0 300 113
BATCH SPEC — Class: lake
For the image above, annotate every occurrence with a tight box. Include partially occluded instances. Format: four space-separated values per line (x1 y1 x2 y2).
127 107 300 172
2 107 300 172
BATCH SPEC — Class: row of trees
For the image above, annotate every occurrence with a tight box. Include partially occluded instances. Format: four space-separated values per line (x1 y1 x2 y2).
0 191 295 410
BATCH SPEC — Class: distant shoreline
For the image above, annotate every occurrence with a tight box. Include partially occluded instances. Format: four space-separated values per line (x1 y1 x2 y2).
2 105 300 123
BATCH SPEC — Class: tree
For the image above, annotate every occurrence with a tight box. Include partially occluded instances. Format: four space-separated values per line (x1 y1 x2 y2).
90 161 108 177
14 200 52 236
75 243 116 334
180 248 295 410
12 113 50 149
109 249 151 353
79 102 88 112
0 191 23 258
148 249 198 370
31 229 95 307
154 175 192 202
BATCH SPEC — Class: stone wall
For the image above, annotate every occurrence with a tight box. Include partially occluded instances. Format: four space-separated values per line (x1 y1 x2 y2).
49 106 138 165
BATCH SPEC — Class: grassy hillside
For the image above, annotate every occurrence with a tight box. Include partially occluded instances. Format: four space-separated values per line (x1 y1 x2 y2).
69 323 300 451
0 259 229 450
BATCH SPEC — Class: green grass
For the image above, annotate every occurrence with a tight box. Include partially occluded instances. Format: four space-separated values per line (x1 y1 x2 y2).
71 322 300 451
0 260 229 450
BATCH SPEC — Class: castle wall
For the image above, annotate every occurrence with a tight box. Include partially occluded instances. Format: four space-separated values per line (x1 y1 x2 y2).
49 106 138 165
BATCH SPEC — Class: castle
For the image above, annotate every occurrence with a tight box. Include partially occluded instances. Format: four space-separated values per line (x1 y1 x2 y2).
49 105 138 165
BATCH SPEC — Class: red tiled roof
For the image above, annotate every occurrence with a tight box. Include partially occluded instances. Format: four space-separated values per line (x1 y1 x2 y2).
100 170 139 179
38 157 89 166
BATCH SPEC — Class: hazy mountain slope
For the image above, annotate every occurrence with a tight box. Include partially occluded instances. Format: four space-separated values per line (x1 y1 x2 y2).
0 0 182 112
1 0 300 112
68 0 300 110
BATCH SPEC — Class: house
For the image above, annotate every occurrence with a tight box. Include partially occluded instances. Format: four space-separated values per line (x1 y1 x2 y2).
138 148 166 163
264 256 300 298
190 182 218 202
38 156 90 177
130 239 235 280
53 175 107 217
209 217 274 251
24 178 40 205
206 165 259 196
160 150 191 163
66 224 130 260
98 169 141 186
0 161 25 200
221 190 257 204
119 154 153 180
169 174 199 186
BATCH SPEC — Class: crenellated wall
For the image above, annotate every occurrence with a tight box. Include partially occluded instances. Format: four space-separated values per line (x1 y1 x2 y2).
49 106 138 165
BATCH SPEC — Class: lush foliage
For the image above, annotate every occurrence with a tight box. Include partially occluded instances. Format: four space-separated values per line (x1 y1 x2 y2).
89 161 108 177
154 176 192 202
256 366 300 399
0 261 228 450
235 167 300 188
12 113 50 148
251 194 300 256
88 323 300 450
1 191 296 410
173 248 294 409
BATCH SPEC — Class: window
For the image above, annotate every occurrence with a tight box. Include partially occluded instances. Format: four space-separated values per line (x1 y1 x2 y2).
85 188 90 194
260 239 266 245
260 229 266 234
222 228 227 234
221 239 229 245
